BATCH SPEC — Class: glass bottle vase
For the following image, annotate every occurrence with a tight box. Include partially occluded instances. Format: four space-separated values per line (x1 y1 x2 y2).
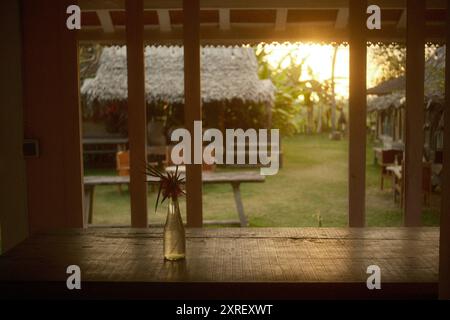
163 197 186 261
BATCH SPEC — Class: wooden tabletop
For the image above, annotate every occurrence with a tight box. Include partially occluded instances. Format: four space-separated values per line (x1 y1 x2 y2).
0 228 438 284
84 171 265 186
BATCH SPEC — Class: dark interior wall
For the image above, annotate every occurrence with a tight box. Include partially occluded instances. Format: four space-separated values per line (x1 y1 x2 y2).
0 0 29 252
21 0 84 233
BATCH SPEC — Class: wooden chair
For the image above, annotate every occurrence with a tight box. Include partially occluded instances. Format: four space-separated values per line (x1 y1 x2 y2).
379 149 403 190
393 161 432 208
116 151 130 194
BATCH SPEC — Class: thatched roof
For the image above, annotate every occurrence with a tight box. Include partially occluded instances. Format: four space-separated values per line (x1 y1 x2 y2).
81 46 275 108
367 77 405 95
367 46 445 112
367 92 405 113
368 46 445 96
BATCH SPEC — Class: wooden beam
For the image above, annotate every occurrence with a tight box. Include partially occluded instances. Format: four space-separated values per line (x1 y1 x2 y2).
79 0 445 10
404 0 425 227
274 8 288 31
125 0 148 228
157 9 171 32
438 0 450 300
335 8 349 29
183 0 203 227
97 10 115 33
348 0 367 227
397 9 407 29
0 0 29 251
219 9 231 30
79 24 449 45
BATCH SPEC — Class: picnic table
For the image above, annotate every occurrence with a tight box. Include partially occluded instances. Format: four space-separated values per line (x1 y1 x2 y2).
84 171 265 227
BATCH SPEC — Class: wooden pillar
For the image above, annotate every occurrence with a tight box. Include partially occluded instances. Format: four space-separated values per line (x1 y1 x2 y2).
183 0 203 227
348 0 366 227
126 0 148 228
0 0 29 251
438 0 450 300
404 0 425 227
22 0 84 233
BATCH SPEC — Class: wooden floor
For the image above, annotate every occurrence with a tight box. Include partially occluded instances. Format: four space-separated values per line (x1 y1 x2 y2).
0 228 439 299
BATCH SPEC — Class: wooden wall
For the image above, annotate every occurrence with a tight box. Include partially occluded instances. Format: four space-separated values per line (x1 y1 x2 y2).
0 0 29 252
21 0 84 233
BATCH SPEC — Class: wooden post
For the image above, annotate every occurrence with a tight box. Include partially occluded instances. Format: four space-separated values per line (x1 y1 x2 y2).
404 0 425 227
438 0 450 300
348 0 366 227
126 0 148 228
183 0 203 227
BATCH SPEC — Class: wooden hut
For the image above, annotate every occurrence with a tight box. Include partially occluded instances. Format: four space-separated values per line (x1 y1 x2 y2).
81 46 275 136
367 46 445 162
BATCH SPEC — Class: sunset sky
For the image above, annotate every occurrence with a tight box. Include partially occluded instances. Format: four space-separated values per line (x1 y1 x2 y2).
259 43 380 99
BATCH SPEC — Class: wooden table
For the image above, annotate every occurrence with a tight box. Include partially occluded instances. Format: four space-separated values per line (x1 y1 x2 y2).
0 228 439 299
84 171 265 227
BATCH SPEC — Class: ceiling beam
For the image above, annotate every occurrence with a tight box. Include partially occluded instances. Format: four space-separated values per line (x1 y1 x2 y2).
157 9 171 31
96 10 115 33
80 0 445 11
219 9 230 30
274 8 288 31
335 8 349 29
397 9 407 29
78 24 445 45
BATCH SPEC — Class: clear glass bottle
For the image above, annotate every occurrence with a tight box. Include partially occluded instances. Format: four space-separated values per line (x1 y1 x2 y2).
164 197 186 261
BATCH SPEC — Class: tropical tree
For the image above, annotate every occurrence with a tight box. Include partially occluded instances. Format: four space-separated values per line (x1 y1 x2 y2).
330 45 339 132
256 45 328 135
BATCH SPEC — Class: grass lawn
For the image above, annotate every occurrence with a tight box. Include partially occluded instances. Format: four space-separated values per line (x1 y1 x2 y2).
85 134 441 227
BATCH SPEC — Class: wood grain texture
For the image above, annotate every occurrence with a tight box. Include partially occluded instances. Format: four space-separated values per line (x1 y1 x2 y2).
0 228 438 283
0 228 439 299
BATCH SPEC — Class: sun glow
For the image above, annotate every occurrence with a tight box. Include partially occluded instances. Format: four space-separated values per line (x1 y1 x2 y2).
259 43 377 99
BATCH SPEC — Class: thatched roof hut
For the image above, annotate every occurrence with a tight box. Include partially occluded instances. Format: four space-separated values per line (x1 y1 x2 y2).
81 46 275 109
367 46 445 112
367 47 445 156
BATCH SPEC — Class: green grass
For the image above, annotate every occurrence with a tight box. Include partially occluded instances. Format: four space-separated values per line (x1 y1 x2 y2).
85 134 441 227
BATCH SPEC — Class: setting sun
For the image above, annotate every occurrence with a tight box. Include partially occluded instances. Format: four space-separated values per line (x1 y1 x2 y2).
259 43 378 99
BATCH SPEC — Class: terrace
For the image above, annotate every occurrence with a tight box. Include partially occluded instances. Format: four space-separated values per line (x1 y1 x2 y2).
0 0 449 299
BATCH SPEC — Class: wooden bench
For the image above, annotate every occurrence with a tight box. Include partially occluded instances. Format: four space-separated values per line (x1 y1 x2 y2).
83 171 265 227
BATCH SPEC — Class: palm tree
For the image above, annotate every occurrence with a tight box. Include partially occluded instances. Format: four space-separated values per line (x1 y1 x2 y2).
330 45 339 133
